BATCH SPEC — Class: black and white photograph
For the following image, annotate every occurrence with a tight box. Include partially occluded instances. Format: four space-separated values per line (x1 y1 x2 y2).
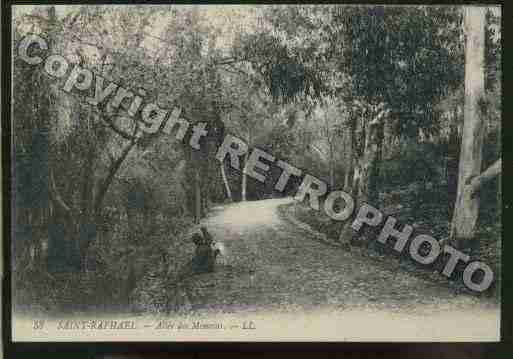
7 4 502 342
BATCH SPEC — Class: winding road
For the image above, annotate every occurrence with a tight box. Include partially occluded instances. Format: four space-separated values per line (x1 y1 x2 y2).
171 198 500 340
189 199 496 307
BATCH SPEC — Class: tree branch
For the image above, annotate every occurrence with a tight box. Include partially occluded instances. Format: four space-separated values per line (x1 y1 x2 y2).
91 104 178 215
101 115 138 141
48 169 74 215
468 158 502 197
93 139 137 214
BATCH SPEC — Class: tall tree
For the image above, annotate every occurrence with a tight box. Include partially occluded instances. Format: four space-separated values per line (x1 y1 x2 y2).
14 5 219 270
450 7 501 250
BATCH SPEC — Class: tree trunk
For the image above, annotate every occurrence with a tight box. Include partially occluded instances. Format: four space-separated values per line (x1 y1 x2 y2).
329 159 335 189
375 122 384 188
344 169 352 192
220 161 233 202
203 192 210 214
357 112 383 205
93 140 136 214
497 165 502 220
450 7 486 250
328 139 335 189
80 145 95 217
339 104 387 247
447 121 460 216
344 116 355 191
48 176 81 272
195 168 202 223
496 125 501 220
241 152 248 201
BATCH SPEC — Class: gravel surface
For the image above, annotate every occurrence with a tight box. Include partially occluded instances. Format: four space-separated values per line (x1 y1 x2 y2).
166 198 499 316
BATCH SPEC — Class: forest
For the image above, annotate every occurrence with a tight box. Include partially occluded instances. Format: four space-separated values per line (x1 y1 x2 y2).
12 5 501 315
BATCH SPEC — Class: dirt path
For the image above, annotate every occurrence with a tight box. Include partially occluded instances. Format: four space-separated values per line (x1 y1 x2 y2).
180 198 498 317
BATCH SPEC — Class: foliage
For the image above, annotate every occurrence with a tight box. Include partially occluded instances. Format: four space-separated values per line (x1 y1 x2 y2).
12 5 502 313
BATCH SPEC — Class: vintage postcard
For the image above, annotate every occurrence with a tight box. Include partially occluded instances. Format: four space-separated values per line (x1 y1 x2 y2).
8 4 501 342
